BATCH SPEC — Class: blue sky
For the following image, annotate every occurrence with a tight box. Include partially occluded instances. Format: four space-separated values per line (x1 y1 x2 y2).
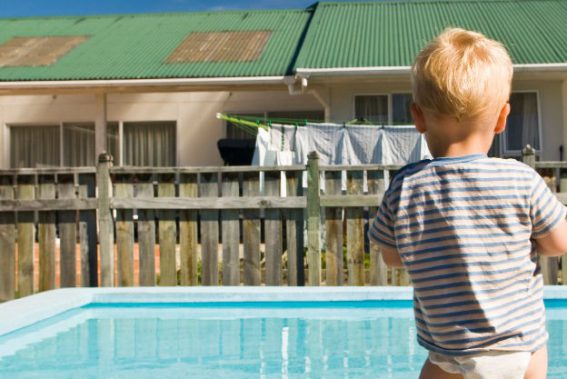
0 0 362 18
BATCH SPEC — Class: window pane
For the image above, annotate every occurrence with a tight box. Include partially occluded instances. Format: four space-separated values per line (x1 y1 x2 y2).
10 125 60 168
123 121 176 166
354 95 388 124
107 122 120 165
63 123 95 167
392 94 413 125
506 93 539 152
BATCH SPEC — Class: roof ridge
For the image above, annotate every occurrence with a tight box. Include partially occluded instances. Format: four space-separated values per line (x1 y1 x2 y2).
0 7 307 22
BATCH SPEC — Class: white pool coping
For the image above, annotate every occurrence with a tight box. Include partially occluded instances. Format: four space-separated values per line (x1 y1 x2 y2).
1 286 566 338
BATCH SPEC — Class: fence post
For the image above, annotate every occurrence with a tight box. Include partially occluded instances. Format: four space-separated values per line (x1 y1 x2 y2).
523 145 555 284
97 153 114 287
306 151 321 286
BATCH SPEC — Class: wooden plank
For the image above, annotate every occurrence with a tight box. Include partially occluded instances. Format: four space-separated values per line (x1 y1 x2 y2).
286 170 305 286
179 174 198 286
158 174 177 286
0 198 98 212
110 165 306 175
96 154 114 287
109 196 306 210
0 175 16 301
136 175 156 286
78 174 97 287
242 172 261 285
58 174 77 288
264 171 282 286
367 169 388 286
38 175 56 292
200 172 219 286
221 172 240 286
306 152 321 286
16 174 35 297
114 174 134 287
324 170 343 286
346 170 364 286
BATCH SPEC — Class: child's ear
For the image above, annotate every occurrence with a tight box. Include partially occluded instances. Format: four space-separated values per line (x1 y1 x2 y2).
411 103 426 133
494 103 510 134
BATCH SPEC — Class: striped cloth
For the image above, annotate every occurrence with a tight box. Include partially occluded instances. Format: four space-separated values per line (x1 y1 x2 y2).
369 154 567 356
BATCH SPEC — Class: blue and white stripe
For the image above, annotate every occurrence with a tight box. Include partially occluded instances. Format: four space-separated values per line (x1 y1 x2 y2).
369 154 566 355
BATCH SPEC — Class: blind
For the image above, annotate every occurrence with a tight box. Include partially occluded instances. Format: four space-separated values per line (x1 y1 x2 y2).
10 125 60 168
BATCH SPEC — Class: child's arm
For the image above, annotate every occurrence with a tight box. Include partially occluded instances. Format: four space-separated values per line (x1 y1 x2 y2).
533 218 567 257
375 244 404 268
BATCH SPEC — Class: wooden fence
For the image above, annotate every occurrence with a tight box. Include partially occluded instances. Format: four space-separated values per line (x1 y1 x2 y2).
0 147 566 300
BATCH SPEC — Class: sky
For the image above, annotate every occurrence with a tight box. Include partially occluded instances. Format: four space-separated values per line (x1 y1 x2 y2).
0 0 362 18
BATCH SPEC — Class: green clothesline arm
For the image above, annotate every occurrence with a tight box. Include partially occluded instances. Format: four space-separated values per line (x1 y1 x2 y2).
216 113 270 131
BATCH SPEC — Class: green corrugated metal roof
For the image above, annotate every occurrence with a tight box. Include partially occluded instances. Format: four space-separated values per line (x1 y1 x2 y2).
295 0 567 69
1 1 566 82
0 9 310 81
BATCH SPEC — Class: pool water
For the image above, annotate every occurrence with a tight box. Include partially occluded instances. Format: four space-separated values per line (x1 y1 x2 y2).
0 300 566 379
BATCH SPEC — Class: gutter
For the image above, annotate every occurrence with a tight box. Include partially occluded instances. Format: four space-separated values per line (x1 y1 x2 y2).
296 63 567 78
0 76 288 91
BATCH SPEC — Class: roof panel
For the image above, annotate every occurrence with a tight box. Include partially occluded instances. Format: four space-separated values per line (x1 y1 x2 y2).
295 0 567 69
0 9 310 81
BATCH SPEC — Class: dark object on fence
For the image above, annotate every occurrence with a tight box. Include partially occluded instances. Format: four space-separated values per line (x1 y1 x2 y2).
217 139 256 166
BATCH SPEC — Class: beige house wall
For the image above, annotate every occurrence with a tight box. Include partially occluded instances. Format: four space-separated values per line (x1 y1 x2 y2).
0 90 322 168
0 77 564 168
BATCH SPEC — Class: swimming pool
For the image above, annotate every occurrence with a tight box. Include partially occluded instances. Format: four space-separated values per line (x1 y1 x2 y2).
1 287 566 378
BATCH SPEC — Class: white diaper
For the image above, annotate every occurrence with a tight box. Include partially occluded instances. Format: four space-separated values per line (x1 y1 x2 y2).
428 350 531 379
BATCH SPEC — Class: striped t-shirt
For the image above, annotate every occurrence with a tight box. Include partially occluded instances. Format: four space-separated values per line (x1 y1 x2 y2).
368 154 567 356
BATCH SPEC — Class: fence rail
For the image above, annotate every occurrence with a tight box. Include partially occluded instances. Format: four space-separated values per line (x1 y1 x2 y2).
0 146 566 300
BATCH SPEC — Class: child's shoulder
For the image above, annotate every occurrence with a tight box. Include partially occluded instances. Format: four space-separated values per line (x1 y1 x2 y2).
390 156 537 187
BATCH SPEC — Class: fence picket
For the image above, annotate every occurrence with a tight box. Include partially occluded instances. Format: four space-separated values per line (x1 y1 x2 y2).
78 174 97 287
158 174 177 286
286 170 304 286
115 174 134 287
0 175 16 301
16 174 35 297
200 172 219 285
221 172 240 286
346 170 364 286
58 174 77 288
179 173 198 285
324 170 343 286
38 175 56 291
242 172 261 285
137 175 156 286
264 171 282 286
367 169 388 285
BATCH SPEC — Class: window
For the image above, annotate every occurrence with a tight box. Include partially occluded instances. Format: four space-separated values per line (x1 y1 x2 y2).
504 92 540 155
63 123 96 166
355 95 388 124
9 121 175 168
10 125 60 168
122 121 176 166
392 93 413 125
354 94 413 125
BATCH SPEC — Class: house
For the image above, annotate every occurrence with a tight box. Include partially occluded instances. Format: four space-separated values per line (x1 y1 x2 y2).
0 0 566 168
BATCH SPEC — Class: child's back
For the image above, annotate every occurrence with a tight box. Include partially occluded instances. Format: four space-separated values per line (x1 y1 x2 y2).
368 27 567 379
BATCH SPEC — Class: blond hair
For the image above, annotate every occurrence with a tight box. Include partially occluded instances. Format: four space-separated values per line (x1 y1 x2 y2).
412 28 513 121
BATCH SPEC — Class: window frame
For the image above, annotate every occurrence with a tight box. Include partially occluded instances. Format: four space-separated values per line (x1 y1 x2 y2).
353 93 413 125
501 90 543 157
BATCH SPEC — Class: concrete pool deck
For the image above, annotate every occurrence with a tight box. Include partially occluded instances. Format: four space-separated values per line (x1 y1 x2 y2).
2 286 567 338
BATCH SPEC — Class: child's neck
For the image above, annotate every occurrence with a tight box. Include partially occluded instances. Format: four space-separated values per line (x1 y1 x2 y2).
428 136 491 158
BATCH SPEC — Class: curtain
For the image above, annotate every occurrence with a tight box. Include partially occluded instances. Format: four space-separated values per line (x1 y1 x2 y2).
10 125 60 168
107 122 120 164
63 123 95 167
392 93 413 125
123 121 176 166
354 95 388 124
506 93 539 152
